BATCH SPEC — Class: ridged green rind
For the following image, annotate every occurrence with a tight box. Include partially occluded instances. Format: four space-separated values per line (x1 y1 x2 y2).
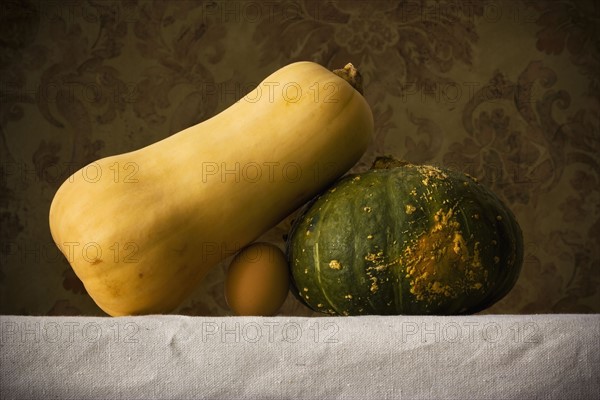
286 164 523 315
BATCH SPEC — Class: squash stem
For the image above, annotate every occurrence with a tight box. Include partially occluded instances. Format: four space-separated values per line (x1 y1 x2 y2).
333 63 364 95
371 156 410 170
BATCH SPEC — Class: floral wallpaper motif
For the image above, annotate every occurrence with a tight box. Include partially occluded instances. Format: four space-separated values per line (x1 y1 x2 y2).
1 0 598 316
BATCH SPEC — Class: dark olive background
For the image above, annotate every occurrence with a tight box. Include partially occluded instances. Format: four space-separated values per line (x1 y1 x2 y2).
1 0 598 315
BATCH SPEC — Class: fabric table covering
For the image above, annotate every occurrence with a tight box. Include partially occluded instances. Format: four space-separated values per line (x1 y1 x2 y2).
1 314 598 399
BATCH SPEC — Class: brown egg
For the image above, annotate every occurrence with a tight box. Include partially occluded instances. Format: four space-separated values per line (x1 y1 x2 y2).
225 242 290 316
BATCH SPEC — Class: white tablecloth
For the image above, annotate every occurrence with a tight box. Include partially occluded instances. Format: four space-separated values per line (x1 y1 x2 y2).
1 314 598 399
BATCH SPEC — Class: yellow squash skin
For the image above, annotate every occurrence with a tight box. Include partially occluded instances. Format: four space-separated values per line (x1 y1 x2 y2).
49 61 374 316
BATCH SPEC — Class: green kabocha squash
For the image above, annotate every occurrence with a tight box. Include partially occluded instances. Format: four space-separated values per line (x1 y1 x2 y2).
287 157 523 315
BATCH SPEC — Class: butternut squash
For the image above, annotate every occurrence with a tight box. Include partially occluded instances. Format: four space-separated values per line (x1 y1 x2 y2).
49 62 374 316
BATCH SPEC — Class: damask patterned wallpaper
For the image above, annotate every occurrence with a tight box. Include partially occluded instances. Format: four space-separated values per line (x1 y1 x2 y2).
1 0 599 316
